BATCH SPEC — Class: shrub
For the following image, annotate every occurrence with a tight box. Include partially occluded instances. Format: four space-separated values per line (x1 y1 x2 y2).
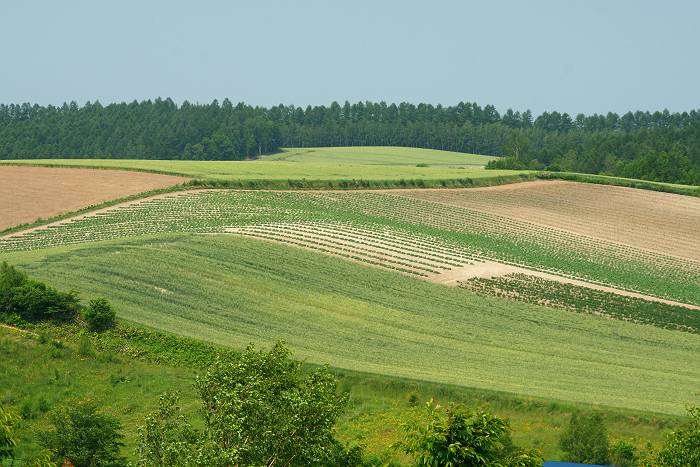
395 399 542 466
0 405 20 462
40 400 126 467
609 439 637 467
559 412 609 465
137 342 361 466
78 334 95 357
83 297 116 332
650 406 700 466
0 262 79 323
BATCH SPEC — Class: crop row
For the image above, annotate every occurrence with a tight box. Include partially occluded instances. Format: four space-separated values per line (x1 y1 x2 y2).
230 222 480 276
459 273 700 334
1 189 697 306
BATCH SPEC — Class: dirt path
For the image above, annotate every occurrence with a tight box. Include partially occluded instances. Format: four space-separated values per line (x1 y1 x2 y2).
428 261 700 310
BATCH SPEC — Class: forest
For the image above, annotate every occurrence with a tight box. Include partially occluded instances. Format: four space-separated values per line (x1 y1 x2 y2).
0 99 698 184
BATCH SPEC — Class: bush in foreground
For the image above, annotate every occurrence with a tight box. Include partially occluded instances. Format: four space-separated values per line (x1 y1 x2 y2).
0 262 79 323
40 401 126 467
559 412 610 465
83 297 116 332
137 342 361 466
0 404 20 462
648 405 700 467
395 399 542 466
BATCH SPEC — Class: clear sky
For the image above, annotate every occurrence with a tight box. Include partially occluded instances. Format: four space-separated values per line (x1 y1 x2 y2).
2 0 698 115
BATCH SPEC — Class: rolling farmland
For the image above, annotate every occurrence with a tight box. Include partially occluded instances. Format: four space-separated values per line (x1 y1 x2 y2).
5 234 700 415
394 180 700 261
1 149 699 463
3 187 697 305
2 175 700 416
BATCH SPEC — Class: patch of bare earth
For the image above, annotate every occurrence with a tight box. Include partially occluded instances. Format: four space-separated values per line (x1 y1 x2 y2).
389 180 700 262
0 166 189 230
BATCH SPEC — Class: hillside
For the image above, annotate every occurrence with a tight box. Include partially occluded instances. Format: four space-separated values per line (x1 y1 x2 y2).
0 146 508 182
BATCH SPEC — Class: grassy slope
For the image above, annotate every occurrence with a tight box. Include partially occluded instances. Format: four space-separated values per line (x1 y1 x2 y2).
4 234 699 415
1 326 681 463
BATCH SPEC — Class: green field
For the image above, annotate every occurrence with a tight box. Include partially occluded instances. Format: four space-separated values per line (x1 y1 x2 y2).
4 234 699 416
0 146 513 181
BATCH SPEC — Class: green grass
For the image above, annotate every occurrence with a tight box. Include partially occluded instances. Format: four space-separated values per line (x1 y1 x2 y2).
0 324 683 463
4 234 699 416
0 146 515 181
265 147 497 166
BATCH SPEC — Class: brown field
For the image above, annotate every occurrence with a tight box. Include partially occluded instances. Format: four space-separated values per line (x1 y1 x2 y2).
0 166 188 231
388 180 700 262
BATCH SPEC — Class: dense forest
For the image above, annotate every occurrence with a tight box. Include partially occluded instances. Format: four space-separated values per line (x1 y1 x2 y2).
0 99 698 184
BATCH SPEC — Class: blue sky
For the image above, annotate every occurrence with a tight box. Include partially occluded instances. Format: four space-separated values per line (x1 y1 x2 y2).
2 0 698 114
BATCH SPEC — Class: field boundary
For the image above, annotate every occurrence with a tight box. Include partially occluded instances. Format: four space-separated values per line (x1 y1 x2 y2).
534 171 700 197
3 158 698 196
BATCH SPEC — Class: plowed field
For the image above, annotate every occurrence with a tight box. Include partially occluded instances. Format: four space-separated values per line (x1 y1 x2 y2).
0 166 188 230
390 180 700 261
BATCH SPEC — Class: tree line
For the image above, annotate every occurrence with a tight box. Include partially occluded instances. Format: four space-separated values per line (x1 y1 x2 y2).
1 99 699 184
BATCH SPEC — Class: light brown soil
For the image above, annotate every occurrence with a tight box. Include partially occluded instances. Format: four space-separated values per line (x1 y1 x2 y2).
390 180 700 262
0 166 189 230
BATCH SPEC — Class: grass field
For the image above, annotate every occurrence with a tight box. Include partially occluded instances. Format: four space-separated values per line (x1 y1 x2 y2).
0 147 512 181
4 234 699 416
1 325 682 463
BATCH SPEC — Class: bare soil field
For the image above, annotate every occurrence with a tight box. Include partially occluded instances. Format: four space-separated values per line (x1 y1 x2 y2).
389 180 700 262
0 166 188 230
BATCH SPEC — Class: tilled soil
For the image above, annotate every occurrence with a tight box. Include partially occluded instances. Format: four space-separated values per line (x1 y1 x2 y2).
0 166 188 230
389 180 700 262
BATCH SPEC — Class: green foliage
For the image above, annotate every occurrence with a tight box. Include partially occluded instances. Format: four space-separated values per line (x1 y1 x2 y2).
0 262 79 323
83 297 116 332
609 439 638 467
40 401 126 467
396 400 542 466
1 99 699 184
137 343 359 466
559 412 610 465
0 404 20 461
77 334 96 357
0 324 685 462
650 406 700 466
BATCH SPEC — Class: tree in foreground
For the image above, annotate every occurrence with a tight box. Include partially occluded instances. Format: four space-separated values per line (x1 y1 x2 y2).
0 404 20 463
395 399 542 466
648 405 700 467
559 412 609 465
137 342 361 466
82 297 116 332
40 401 126 467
